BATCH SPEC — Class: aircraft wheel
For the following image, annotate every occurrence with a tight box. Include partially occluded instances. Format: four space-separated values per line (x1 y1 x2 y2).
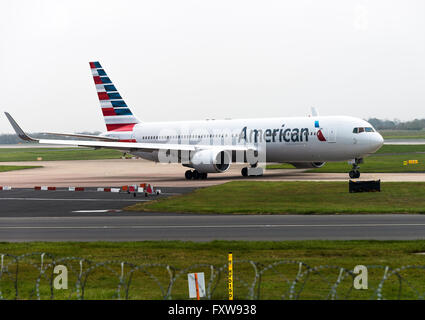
185 170 193 180
192 170 200 180
349 170 360 179
241 167 248 177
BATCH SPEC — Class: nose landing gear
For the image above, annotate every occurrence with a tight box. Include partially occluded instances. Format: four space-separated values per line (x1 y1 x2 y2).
185 170 208 180
349 170 360 179
348 158 363 179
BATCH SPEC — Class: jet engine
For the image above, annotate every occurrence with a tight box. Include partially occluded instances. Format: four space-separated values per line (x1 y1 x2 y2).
188 149 231 173
288 162 326 169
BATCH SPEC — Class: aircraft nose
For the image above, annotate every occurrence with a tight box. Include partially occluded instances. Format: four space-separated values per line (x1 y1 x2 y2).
371 132 384 151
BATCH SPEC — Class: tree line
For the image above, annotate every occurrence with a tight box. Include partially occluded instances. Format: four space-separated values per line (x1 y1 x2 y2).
367 118 425 130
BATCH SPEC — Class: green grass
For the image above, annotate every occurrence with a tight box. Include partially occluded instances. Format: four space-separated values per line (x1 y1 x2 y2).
126 181 425 214
2 241 425 299
307 154 425 173
267 145 425 172
0 165 41 172
375 144 425 153
380 130 425 139
0 147 124 162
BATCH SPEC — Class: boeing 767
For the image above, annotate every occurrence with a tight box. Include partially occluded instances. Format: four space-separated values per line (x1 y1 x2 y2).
5 61 384 180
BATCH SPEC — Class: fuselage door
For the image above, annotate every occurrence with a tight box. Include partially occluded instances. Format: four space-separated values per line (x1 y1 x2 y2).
326 128 336 143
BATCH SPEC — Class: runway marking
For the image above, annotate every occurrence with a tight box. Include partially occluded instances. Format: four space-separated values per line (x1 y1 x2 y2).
72 210 123 213
0 197 147 202
2 223 425 229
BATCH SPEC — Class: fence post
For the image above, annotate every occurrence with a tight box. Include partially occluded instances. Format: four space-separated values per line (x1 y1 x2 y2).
228 252 233 300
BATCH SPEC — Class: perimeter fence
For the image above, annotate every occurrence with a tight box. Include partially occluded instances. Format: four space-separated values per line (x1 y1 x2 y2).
1 252 424 300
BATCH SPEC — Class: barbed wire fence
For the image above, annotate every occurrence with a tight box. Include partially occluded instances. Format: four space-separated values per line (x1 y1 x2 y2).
0 252 422 300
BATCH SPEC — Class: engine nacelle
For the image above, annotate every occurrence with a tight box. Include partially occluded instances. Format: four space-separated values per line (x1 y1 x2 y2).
288 162 326 169
188 149 231 173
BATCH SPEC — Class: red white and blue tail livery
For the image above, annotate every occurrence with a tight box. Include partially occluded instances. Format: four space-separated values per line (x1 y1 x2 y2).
90 61 140 132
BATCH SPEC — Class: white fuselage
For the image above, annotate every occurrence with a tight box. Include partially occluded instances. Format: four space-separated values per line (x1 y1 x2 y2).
103 115 384 164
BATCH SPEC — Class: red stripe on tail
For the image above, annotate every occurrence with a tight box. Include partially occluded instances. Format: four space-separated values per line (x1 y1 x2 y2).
106 123 137 132
93 76 102 84
102 108 116 116
97 92 109 100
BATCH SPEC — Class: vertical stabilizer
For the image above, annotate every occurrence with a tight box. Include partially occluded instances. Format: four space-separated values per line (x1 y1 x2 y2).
89 61 140 131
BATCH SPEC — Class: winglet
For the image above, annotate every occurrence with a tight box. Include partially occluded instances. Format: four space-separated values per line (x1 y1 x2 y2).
4 112 38 142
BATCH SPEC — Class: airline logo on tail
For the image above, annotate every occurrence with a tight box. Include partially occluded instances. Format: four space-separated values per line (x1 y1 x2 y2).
90 61 140 131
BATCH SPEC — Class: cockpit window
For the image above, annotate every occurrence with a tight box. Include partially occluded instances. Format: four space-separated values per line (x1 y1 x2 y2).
353 127 374 134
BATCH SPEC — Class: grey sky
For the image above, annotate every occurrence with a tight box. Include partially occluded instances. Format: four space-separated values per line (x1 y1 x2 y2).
0 0 424 133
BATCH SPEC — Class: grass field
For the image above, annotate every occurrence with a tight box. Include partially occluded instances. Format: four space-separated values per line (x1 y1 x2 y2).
0 165 41 172
127 181 425 214
2 241 425 300
0 147 124 162
379 130 425 139
267 145 425 172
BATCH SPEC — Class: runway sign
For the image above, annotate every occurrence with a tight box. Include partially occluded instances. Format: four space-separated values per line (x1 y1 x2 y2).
404 160 419 165
187 272 205 299
349 180 381 193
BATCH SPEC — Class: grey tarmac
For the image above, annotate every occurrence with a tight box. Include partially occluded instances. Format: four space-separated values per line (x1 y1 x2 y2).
1 214 425 241
1 159 425 241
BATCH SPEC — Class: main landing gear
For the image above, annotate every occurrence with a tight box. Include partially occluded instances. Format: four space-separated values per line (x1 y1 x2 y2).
349 158 363 179
185 170 208 180
241 163 264 177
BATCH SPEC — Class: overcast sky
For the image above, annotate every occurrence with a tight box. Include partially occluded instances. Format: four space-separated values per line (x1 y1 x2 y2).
0 0 424 133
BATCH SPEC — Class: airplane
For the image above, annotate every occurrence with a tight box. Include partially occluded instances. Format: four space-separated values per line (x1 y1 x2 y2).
5 61 385 180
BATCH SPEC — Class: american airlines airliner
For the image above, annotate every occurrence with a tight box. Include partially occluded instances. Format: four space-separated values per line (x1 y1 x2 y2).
5 61 384 180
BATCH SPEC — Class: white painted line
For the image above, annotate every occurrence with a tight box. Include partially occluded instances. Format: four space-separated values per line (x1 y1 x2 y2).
72 210 122 213
2 223 425 230
0 197 148 202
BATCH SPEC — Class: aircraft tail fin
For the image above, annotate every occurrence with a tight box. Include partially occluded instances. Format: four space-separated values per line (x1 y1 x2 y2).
310 107 319 117
89 61 140 132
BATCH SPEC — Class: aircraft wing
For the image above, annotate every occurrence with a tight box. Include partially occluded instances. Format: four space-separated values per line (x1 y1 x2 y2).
5 112 253 153
34 139 252 153
43 132 120 142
